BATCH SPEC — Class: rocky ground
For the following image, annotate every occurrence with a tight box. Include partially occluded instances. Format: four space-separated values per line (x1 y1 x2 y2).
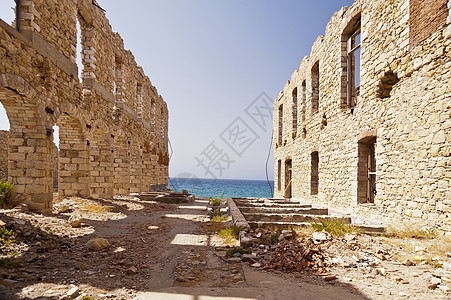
0 196 450 299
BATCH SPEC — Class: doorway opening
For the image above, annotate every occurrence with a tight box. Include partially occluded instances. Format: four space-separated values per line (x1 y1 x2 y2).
357 137 376 203
284 159 292 199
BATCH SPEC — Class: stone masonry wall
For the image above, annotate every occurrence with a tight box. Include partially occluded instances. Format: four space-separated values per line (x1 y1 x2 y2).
0 131 8 183
0 0 169 212
273 0 451 233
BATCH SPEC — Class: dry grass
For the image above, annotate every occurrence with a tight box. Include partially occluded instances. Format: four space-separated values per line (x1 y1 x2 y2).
219 225 243 245
386 223 438 239
311 219 359 236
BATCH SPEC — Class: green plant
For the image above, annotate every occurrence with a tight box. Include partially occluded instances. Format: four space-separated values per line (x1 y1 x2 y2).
386 224 438 239
209 193 224 207
311 219 358 236
0 226 16 245
80 296 96 300
219 225 243 243
211 214 228 222
0 181 14 208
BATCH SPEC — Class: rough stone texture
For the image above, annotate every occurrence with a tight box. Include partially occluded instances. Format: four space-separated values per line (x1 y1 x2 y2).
0 0 169 213
0 130 8 183
273 0 451 233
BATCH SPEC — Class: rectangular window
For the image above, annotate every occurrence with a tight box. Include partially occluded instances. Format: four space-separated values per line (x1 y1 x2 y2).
277 159 282 191
346 20 361 108
311 62 319 112
278 104 283 146
292 88 297 139
310 152 319 195
301 81 306 123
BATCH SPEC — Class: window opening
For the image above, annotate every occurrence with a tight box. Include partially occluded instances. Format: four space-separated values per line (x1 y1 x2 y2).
278 104 283 145
357 137 376 204
292 88 297 139
311 62 319 112
311 152 319 195
346 20 361 108
284 159 292 198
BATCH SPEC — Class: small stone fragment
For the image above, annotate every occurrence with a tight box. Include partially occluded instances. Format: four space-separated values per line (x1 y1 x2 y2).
57 205 70 214
312 232 328 241
324 275 337 281
68 215 83 228
127 266 138 275
87 238 110 251
64 285 80 300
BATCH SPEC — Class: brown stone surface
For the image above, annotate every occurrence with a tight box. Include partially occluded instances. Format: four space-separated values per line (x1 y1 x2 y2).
273 0 451 233
0 1 169 212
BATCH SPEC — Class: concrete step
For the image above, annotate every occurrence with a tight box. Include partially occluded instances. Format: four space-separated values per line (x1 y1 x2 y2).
235 202 312 209
239 206 328 215
248 221 313 230
356 224 385 234
234 198 305 205
242 213 351 224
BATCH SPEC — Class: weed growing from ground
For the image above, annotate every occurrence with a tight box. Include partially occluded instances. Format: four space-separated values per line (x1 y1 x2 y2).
311 219 359 236
209 193 224 207
0 181 14 208
0 226 16 245
219 225 243 244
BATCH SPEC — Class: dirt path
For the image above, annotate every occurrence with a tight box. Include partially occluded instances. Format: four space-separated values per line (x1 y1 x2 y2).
0 197 449 300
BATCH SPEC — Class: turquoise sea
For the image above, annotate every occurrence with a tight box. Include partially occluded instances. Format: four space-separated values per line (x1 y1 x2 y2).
169 177 274 199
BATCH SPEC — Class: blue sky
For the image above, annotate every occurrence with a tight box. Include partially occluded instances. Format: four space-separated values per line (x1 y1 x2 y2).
0 0 354 180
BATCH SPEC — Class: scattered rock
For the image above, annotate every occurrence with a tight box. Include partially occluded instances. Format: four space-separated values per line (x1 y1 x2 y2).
64 285 79 300
251 263 261 268
312 232 328 241
324 275 337 281
68 215 83 228
428 283 439 290
0 220 6 227
57 205 70 214
87 238 110 251
127 266 138 275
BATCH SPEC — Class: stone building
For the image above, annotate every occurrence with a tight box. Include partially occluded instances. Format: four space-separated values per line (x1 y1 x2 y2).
0 0 169 213
273 0 451 232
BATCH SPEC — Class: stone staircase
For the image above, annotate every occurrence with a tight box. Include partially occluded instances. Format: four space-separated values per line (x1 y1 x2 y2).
229 197 385 233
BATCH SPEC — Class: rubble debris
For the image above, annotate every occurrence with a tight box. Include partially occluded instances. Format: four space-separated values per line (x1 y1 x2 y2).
86 238 110 251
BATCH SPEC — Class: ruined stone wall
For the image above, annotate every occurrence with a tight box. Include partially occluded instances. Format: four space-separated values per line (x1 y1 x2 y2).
0 131 8 183
274 0 451 233
0 0 169 212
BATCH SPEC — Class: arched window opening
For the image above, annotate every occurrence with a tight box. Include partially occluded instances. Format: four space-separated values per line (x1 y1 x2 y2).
341 15 361 109
278 104 283 146
76 17 83 82
284 159 292 199
136 83 143 119
301 80 306 123
0 103 10 183
292 88 297 139
357 136 376 204
311 62 319 112
52 125 60 192
310 151 319 195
